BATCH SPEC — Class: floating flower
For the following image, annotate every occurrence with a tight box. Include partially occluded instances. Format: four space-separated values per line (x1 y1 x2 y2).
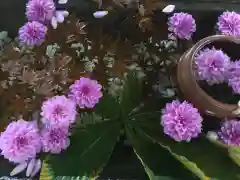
41 125 70 153
51 10 69 29
30 159 42 177
93 11 109 18
26 159 36 177
217 11 240 37
226 60 240 93
228 78 240 94
41 95 77 126
26 0 55 23
19 21 47 46
69 77 103 108
10 158 41 177
206 131 218 141
162 5 175 13
168 12 196 40
195 48 230 84
0 120 41 163
10 161 28 176
58 0 68 4
218 119 240 146
161 100 202 142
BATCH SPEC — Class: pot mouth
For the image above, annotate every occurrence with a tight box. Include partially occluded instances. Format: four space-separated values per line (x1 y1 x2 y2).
177 35 240 119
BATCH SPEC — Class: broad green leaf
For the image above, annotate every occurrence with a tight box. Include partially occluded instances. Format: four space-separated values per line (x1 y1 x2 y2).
47 120 121 177
229 147 240 167
95 93 120 120
133 117 240 180
120 71 143 117
172 155 208 180
135 153 181 180
125 124 197 180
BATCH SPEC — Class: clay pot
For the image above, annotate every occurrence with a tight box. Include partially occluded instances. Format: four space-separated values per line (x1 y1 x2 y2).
177 35 240 119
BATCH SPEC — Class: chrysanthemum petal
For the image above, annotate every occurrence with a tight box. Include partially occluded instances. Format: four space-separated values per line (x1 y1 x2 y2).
26 159 36 177
40 95 77 126
26 0 55 22
217 11 240 37
30 159 42 177
195 47 230 85
0 120 41 163
161 100 202 142
19 21 47 46
168 12 196 40
41 125 70 153
69 77 103 108
10 162 28 176
218 120 240 146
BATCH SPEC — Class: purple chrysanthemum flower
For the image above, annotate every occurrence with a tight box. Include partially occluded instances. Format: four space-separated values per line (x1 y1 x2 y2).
226 60 240 94
161 100 202 142
69 77 103 108
0 119 41 163
228 77 240 94
195 48 230 85
26 0 55 23
41 95 77 126
19 21 47 46
217 11 240 37
41 125 70 153
218 119 240 146
168 12 196 40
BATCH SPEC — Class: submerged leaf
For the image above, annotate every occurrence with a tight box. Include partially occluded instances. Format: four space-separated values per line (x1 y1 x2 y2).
133 117 240 180
229 147 240 167
126 124 196 180
95 93 120 120
47 120 121 177
120 71 143 117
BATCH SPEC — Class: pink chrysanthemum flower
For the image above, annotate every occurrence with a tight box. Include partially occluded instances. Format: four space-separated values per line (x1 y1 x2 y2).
217 11 240 37
19 21 47 46
161 100 202 142
69 77 103 108
228 78 240 94
0 120 41 163
226 60 240 94
41 124 70 153
41 95 77 126
26 0 55 23
168 12 196 40
195 48 230 85
218 119 240 146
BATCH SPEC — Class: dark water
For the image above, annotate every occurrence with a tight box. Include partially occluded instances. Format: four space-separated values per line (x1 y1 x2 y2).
0 1 239 179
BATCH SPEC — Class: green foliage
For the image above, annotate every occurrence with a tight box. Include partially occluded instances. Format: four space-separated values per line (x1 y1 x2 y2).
95 92 120 120
44 72 240 180
128 110 240 180
47 119 121 177
120 72 143 117
126 124 196 180
137 158 182 180
229 147 240 167
40 161 53 180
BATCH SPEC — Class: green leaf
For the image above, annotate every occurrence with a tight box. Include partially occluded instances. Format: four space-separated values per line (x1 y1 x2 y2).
134 118 240 180
95 93 120 120
120 71 143 117
47 120 121 177
135 153 181 180
125 124 197 180
40 161 53 180
229 147 240 167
